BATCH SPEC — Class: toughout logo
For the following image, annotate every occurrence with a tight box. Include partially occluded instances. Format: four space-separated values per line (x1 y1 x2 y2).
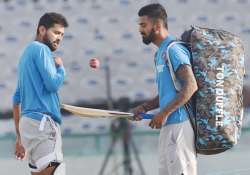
215 65 224 127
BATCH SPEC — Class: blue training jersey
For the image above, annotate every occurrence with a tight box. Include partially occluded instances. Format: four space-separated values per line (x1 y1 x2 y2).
155 35 191 125
12 41 65 124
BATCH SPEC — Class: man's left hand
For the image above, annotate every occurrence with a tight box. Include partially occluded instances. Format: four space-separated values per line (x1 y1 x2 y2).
54 57 63 67
149 112 167 129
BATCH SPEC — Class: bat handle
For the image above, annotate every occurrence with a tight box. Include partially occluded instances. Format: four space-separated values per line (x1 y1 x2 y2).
139 112 154 119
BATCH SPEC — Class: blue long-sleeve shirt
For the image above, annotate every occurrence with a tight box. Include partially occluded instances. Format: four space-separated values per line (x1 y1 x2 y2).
13 41 65 124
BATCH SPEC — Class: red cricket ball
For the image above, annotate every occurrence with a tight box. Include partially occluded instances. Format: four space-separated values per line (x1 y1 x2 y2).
89 58 100 69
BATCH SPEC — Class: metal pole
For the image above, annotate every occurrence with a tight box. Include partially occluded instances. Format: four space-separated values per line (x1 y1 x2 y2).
104 56 113 109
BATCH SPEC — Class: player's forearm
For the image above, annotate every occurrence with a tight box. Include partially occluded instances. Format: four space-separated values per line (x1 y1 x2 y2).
163 85 197 117
43 70 65 92
13 104 21 138
142 95 159 111
35 54 65 92
161 64 198 117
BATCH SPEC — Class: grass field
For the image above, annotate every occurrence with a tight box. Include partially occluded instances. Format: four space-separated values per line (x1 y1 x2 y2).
0 129 250 175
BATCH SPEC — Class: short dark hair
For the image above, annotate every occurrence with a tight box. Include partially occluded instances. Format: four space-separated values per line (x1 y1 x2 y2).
37 12 68 34
138 3 168 29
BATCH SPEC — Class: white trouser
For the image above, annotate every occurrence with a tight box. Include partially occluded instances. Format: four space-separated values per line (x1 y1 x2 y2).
158 120 197 175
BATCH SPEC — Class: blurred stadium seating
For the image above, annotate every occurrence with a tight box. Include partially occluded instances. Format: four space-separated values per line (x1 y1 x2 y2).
1 3 250 175
0 0 249 112
0 0 250 120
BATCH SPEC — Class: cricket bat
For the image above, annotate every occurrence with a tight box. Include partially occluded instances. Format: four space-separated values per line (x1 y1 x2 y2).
61 104 153 120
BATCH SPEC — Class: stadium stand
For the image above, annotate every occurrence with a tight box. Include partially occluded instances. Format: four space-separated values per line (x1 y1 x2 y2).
0 0 249 113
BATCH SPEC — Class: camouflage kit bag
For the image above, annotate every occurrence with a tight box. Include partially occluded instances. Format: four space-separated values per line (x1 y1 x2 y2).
166 26 245 155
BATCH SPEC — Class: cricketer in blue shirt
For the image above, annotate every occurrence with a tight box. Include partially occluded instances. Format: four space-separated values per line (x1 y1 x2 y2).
155 35 191 125
13 41 65 124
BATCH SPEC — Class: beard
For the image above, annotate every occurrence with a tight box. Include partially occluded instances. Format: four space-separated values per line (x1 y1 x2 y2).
142 29 156 45
43 34 59 52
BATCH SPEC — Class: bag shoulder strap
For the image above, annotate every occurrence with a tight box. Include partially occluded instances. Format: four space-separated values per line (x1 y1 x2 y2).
165 41 186 91
165 40 197 144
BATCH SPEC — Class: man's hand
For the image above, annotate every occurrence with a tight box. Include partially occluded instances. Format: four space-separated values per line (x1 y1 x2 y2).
132 105 146 121
15 137 25 160
149 112 167 129
54 57 63 67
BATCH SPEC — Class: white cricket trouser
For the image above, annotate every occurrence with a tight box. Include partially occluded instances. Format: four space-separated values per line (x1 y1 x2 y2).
158 120 197 175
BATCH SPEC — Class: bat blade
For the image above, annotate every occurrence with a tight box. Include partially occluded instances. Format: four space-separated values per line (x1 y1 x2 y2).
61 104 134 119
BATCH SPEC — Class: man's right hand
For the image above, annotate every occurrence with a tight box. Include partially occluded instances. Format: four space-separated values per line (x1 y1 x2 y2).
54 57 63 67
132 105 146 121
15 137 25 160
